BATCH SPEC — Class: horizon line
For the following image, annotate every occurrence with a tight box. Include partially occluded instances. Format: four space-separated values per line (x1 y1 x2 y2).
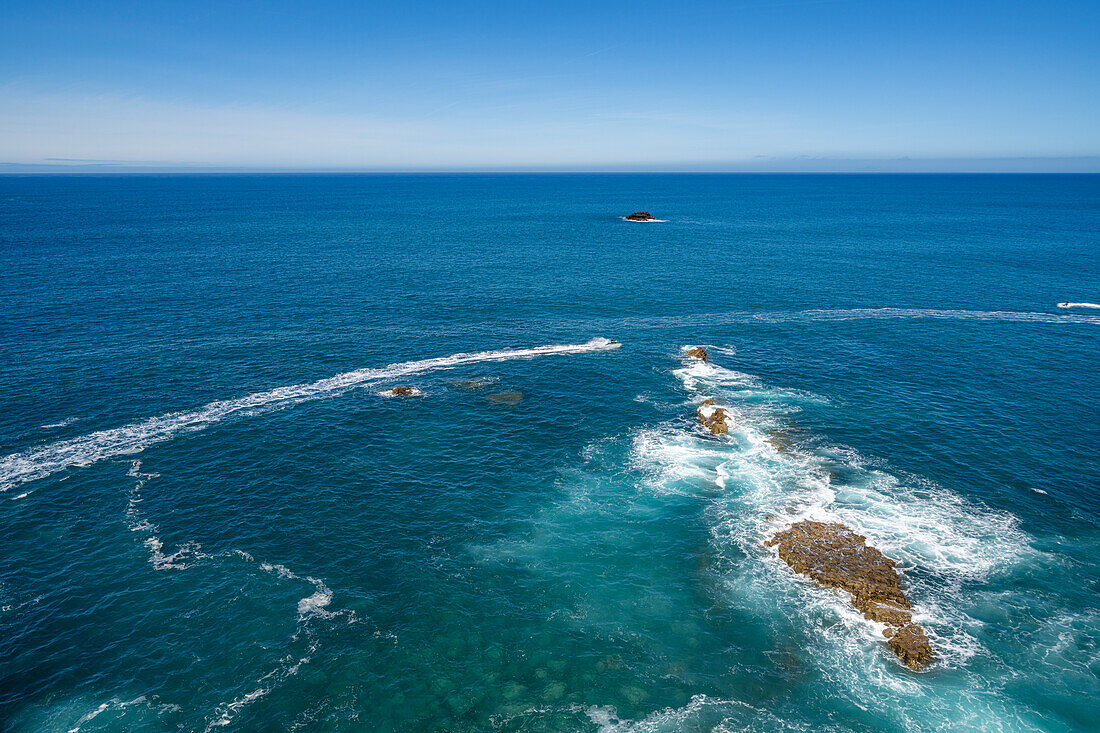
3 156 1100 176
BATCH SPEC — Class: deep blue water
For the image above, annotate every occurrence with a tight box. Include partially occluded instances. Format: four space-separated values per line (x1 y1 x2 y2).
0 174 1098 732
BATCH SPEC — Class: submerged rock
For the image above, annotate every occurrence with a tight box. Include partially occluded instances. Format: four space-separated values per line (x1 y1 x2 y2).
697 399 731 435
764 520 934 670
684 346 708 362
447 378 494 391
486 390 523 406
389 386 417 396
624 211 656 221
766 430 794 453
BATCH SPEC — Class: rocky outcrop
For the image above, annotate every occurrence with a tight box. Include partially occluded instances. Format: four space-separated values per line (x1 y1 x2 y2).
886 623 934 670
764 520 934 670
389 386 417 396
697 399 731 435
684 346 708 362
624 211 656 221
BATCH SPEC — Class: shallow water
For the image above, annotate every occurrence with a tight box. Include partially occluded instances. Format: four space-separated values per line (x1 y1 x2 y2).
1 174 1098 731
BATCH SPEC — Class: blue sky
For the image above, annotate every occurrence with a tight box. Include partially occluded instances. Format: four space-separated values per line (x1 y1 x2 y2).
1 0 1098 171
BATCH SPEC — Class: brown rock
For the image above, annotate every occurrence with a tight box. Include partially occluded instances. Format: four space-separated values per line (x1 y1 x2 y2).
697 403 730 435
389 386 416 396
624 211 656 221
887 624 935 670
765 520 934 670
684 347 708 362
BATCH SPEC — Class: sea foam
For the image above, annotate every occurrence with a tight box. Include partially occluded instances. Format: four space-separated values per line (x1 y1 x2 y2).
0 338 619 493
634 349 1031 676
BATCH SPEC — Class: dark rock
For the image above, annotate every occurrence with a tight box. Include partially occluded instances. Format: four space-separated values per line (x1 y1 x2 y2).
684 347 708 362
389 386 416 396
624 211 656 221
764 520 934 670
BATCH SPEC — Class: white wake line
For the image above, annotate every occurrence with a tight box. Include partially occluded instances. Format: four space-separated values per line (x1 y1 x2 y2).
574 308 1100 331
1057 302 1100 309
1 338 620 493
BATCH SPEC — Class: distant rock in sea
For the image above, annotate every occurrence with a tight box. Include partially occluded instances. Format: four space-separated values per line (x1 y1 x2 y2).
389 386 417 396
765 520 935 670
684 346 708 362
624 211 656 221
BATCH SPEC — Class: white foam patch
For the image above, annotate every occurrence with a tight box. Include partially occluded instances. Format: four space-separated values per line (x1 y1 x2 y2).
205 638 317 730
259 563 336 620
631 348 1034 683
585 695 808 732
755 307 1100 324
581 307 1100 331
1056 302 1100 309
41 417 79 429
0 338 620 492
118 465 349 731
63 696 181 733
125 461 202 571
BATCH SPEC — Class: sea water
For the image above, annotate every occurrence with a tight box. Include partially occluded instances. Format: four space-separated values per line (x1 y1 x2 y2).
0 174 1097 731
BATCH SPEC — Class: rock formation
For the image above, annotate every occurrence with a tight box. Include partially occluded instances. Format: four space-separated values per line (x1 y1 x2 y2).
764 520 934 670
684 347 708 362
389 386 416 396
624 211 656 221
697 399 731 435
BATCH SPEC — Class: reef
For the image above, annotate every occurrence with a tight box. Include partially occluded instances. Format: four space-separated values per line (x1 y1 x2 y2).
697 399 731 435
684 346 708 362
624 211 656 221
764 520 934 670
389 386 417 396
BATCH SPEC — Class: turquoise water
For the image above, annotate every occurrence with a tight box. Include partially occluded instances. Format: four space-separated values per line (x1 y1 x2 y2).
1 174 1098 731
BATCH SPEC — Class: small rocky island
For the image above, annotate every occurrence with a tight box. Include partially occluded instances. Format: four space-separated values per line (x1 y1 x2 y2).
389 386 417 396
624 211 656 221
684 346 708 362
765 520 934 670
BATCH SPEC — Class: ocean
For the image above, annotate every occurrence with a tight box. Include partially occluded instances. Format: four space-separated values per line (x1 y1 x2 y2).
0 173 1097 731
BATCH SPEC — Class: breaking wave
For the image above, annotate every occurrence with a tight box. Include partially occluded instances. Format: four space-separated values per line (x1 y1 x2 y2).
0 339 619 493
658 354 1028 653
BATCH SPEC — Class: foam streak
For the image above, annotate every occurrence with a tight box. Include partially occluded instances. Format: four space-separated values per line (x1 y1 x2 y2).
1 338 619 492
